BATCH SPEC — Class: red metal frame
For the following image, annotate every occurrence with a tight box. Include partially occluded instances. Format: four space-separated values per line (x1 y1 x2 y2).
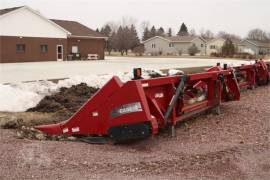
233 60 270 88
35 59 269 140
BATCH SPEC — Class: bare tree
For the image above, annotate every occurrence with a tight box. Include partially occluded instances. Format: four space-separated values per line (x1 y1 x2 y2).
247 28 269 42
140 21 150 34
200 29 214 39
112 25 140 56
105 21 119 32
190 28 196 36
120 16 137 28
217 31 241 40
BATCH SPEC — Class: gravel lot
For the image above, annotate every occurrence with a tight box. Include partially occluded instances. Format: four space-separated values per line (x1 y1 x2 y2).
0 57 250 84
0 85 269 180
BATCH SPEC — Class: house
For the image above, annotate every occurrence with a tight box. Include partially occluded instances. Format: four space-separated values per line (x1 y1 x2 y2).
0 6 107 63
206 37 225 55
142 36 207 56
239 39 270 55
206 37 243 55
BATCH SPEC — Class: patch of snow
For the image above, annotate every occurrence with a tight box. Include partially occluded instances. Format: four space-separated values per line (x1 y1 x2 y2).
142 69 166 78
0 84 43 112
168 69 184 76
0 69 163 112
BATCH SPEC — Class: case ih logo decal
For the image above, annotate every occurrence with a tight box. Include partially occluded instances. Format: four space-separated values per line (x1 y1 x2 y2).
110 102 142 118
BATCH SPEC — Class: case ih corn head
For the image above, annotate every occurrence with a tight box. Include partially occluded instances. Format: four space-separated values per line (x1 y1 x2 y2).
35 59 270 143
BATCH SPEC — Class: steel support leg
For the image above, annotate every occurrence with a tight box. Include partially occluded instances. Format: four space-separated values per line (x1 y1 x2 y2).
170 125 176 137
215 106 221 115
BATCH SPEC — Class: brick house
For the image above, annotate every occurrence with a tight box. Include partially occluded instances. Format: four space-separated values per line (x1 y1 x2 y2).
0 6 107 63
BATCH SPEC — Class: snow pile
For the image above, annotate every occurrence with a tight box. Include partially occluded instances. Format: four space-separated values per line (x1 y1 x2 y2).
0 69 164 112
218 60 255 69
0 84 43 112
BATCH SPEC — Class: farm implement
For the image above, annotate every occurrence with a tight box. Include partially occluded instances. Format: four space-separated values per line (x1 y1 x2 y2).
35 59 270 143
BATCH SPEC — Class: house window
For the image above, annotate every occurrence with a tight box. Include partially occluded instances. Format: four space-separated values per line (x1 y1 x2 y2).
72 46 79 53
201 44 204 47
169 43 174 47
40 44 48 53
16 44 25 53
151 44 156 48
210 45 215 49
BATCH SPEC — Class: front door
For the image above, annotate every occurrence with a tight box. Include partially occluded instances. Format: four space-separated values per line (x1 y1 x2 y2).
57 45 63 61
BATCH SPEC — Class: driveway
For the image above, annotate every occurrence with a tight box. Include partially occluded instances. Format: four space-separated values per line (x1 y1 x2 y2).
0 56 249 84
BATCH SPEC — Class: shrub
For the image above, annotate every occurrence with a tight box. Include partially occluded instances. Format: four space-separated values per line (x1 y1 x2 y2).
210 52 221 57
132 44 145 56
188 44 199 56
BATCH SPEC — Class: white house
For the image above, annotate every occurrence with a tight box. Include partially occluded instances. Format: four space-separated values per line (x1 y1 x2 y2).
206 38 225 55
143 36 207 56
206 37 244 55
239 39 270 55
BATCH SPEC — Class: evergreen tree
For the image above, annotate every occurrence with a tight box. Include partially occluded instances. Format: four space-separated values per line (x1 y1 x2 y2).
100 24 112 36
142 27 151 41
150 26 156 38
113 26 125 55
221 39 235 57
100 24 113 54
167 28 172 37
128 24 140 51
106 32 114 55
157 27 165 36
96 28 100 33
177 23 188 36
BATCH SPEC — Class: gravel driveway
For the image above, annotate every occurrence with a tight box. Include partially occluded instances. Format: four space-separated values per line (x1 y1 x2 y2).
0 86 269 180
0 57 250 84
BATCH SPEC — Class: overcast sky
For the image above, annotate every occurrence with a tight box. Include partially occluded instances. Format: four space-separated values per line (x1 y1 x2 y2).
1 0 270 37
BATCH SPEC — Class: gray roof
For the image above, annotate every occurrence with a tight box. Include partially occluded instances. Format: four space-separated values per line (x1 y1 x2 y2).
230 38 242 45
245 39 270 48
144 35 205 43
165 36 199 42
0 6 23 16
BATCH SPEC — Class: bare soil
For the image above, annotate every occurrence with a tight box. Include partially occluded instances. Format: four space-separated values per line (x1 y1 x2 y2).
27 83 98 116
0 85 269 180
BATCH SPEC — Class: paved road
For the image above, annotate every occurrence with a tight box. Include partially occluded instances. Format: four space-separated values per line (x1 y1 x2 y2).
0 56 250 84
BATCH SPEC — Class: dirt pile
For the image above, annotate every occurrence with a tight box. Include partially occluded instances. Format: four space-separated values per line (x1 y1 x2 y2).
0 83 98 140
27 83 99 116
